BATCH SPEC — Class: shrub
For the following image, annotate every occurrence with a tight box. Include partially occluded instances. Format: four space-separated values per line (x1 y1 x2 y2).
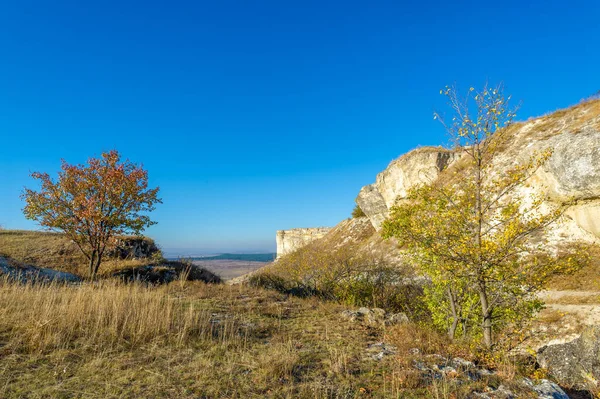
351 205 366 218
252 242 426 316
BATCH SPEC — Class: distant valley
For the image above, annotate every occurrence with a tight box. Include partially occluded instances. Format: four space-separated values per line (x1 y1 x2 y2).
167 253 276 280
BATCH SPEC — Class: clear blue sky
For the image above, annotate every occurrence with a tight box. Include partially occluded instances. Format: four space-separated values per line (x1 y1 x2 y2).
1 0 599 254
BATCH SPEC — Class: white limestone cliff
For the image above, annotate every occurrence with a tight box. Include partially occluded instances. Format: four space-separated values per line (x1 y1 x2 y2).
355 100 600 242
276 227 332 258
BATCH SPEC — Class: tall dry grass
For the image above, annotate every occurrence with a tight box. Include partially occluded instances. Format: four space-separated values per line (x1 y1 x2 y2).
0 279 239 353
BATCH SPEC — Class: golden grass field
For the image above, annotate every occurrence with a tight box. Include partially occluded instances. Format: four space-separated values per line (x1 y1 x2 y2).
1 277 546 399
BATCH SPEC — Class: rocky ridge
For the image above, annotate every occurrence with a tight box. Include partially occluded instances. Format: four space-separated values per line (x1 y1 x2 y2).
275 99 600 263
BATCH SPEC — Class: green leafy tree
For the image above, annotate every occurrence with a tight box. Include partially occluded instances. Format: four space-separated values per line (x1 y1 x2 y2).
383 84 587 349
22 150 162 279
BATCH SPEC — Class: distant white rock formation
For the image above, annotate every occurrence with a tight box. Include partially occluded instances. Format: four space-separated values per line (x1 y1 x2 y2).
276 227 331 258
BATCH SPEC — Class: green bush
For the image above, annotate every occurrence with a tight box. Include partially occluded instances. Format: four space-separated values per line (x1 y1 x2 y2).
351 205 366 218
251 242 426 317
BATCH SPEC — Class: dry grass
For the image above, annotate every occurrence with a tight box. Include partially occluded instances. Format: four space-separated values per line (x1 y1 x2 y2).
0 279 383 398
525 98 600 136
0 230 87 273
0 229 159 276
547 245 600 291
0 277 518 398
537 309 566 324
0 279 226 352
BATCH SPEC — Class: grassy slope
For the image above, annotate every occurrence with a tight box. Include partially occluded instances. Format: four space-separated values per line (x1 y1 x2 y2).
0 229 157 276
0 279 525 399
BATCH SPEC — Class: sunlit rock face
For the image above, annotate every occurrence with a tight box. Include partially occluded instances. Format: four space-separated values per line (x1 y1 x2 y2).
275 100 600 266
355 147 460 231
276 227 332 258
354 100 600 241
536 130 600 238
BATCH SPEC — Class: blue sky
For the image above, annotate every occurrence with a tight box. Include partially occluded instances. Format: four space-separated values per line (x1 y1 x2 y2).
1 0 599 254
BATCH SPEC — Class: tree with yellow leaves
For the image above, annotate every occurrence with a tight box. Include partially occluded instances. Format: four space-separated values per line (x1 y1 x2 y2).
383 84 587 349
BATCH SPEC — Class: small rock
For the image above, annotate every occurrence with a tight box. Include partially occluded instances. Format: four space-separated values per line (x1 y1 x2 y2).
452 357 475 369
522 378 569 399
341 307 386 326
409 348 421 356
386 312 409 325
340 310 358 322
366 342 397 361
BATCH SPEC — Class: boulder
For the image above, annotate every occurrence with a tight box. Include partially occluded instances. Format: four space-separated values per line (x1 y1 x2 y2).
537 325 600 389
386 312 409 326
541 131 600 202
522 378 570 399
108 237 160 259
355 185 389 231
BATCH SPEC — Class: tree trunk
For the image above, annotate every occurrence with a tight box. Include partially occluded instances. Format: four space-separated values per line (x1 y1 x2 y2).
447 286 459 340
89 250 97 280
479 284 493 349
93 250 103 279
474 144 493 348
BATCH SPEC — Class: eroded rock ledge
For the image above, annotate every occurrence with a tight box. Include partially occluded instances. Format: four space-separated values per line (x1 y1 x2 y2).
356 147 460 230
276 227 332 258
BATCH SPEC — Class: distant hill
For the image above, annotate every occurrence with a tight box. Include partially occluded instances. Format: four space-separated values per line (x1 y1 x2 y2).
186 253 276 263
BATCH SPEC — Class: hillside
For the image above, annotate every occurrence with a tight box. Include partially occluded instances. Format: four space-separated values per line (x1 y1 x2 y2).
0 229 160 276
272 98 600 274
254 99 600 370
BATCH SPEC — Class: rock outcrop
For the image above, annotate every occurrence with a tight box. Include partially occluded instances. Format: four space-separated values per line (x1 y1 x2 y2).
354 100 600 241
356 147 460 230
537 325 600 389
0 256 81 284
109 237 161 259
276 227 332 258
272 100 600 272
341 307 409 327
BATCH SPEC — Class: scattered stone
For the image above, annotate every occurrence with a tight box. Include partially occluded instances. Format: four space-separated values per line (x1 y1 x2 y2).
340 310 358 322
366 342 397 361
340 307 408 326
386 312 409 325
522 378 570 399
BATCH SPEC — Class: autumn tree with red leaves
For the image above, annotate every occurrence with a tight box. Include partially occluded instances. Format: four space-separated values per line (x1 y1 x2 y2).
22 150 161 279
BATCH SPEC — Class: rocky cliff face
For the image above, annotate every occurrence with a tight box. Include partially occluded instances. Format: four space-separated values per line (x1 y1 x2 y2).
355 99 600 242
356 147 460 230
274 99 600 262
276 227 332 258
